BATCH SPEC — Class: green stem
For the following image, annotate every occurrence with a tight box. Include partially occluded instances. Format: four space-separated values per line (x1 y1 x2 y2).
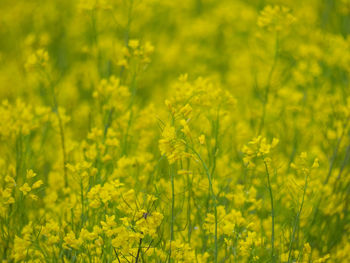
187 168 192 243
80 178 85 228
288 170 309 263
169 165 175 263
57 109 68 187
44 70 68 188
264 159 275 261
135 238 143 263
259 33 279 134
187 145 218 263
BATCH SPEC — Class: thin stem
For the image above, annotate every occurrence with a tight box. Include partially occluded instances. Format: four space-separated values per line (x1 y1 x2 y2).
113 248 121 263
168 165 175 263
324 131 344 184
135 238 143 263
308 122 348 231
287 171 309 263
44 70 68 188
335 142 350 190
187 144 218 263
264 159 275 261
186 161 192 243
80 178 85 227
259 33 279 134
125 0 134 46
103 107 115 139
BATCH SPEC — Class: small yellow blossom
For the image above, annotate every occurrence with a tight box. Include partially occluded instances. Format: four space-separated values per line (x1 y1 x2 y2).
26 169 37 179
19 183 31 196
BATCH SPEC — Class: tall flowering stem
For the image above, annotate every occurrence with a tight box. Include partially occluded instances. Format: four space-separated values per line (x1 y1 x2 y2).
187 144 218 263
169 164 175 263
263 158 275 261
259 33 279 134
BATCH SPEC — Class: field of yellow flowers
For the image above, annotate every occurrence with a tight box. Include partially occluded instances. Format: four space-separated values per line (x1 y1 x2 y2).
1 0 350 262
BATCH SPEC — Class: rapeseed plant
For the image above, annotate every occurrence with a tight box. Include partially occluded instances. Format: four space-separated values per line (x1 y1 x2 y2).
0 0 349 262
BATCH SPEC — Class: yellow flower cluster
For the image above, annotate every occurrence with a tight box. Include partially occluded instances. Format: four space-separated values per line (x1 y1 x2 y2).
1 0 349 262
257 5 296 32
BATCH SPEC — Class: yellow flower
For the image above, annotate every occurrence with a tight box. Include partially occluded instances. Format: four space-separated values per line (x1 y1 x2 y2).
128 39 140 49
25 49 49 70
63 231 82 250
19 183 31 196
198 134 205 145
32 180 43 189
26 169 36 179
257 5 296 32
159 125 186 164
180 119 191 137
29 194 38 201
312 158 320 169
